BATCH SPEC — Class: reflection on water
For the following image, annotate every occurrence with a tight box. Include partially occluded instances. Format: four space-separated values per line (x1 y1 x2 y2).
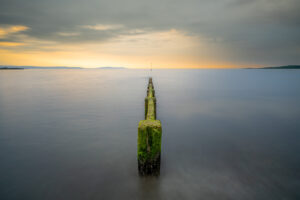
0 69 300 199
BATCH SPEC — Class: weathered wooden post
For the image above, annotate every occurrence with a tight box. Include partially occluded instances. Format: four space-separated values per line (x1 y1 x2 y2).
138 78 162 176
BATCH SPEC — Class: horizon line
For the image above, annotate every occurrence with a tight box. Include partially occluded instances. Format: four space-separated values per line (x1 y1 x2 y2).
1 64 299 69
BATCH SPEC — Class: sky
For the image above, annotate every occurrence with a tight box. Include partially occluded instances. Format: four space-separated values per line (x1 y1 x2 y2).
0 0 300 68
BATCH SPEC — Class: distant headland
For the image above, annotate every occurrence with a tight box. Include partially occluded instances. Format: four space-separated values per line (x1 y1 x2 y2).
97 67 126 69
249 65 300 69
0 67 24 70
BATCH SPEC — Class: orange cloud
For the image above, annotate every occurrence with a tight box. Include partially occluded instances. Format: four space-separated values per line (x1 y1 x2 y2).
0 25 29 38
82 24 123 31
0 42 25 47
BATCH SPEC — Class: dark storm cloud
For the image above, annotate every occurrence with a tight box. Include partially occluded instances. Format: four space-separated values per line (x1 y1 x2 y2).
0 0 300 65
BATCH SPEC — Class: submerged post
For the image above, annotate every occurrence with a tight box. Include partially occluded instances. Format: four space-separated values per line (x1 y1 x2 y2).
138 78 162 176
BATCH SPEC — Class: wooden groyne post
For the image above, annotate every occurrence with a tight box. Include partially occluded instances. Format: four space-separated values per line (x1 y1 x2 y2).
138 77 162 176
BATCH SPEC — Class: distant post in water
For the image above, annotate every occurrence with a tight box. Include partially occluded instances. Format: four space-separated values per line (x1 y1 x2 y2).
138 78 162 176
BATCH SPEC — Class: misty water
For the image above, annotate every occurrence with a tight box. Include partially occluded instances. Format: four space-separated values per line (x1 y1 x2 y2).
0 69 300 200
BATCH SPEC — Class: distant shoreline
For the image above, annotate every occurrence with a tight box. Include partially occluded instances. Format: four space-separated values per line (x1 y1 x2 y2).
248 65 300 69
0 67 24 70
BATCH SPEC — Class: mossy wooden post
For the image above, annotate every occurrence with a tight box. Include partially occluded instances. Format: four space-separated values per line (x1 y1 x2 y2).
138 78 162 176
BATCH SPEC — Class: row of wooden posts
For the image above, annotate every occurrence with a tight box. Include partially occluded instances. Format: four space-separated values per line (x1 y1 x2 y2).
137 77 162 176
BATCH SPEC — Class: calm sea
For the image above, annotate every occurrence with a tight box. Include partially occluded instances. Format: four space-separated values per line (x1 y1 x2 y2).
0 69 300 200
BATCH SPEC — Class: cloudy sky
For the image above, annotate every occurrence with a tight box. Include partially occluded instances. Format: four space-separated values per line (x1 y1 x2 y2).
0 0 299 68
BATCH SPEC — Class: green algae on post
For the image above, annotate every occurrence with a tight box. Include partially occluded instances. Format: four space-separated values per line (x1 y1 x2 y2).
138 78 162 176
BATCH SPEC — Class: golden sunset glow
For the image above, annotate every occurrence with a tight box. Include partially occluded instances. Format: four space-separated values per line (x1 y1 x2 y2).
0 27 253 68
0 0 299 68
0 42 25 47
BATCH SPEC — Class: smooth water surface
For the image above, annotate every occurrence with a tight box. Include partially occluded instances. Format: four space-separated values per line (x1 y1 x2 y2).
0 69 300 200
